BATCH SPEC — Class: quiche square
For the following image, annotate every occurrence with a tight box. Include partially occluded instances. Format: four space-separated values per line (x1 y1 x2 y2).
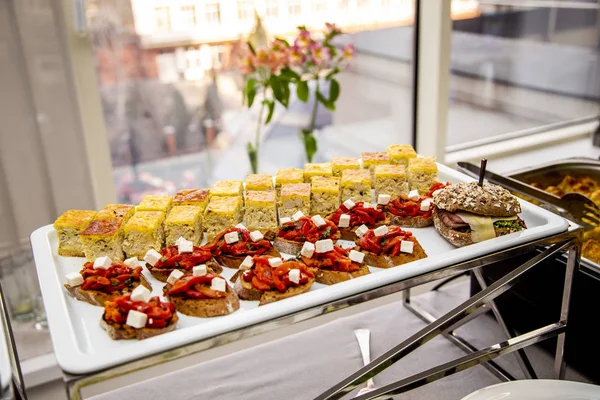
204 196 244 240
387 144 417 167
122 211 166 259
341 169 372 203
310 176 340 215
278 183 311 219
136 194 173 212
245 191 278 232
54 210 97 257
246 174 274 191
332 157 360 177
362 152 391 183
304 162 333 183
172 188 210 212
94 204 135 222
164 206 203 246
374 164 409 199
275 168 304 193
80 219 125 261
211 180 244 197
408 157 438 194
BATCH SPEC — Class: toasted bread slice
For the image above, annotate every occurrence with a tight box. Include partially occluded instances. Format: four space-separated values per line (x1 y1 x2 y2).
100 313 178 340
388 214 432 228
233 276 314 306
314 264 370 285
328 213 391 241
215 246 281 269
146 258 222 282
64 275 152 307
166 288 240 317
272 238 305 255
357 241 427 269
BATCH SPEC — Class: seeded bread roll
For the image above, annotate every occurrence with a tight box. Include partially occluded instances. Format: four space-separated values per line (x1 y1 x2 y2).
433 182 521 217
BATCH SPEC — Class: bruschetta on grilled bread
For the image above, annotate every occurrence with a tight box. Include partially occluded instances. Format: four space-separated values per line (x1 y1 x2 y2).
143 244 222 282
273 215 340 255
384 182 451 228
203 226 280 269
327 200 389 240
354 225 427 269
299 242 370 285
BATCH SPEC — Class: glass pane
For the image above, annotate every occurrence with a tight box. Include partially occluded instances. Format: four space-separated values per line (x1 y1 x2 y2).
87 0 437 202
447 0 600 149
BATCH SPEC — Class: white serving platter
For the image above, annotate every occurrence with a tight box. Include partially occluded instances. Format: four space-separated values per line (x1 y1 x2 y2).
0 309 12 390
31 164 569 374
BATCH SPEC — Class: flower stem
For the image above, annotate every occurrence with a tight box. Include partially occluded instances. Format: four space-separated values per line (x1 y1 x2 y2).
309 81 319 133
248 97 266 174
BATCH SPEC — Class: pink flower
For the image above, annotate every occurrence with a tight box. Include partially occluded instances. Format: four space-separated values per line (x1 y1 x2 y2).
288 45 305 66
239 54 255 74
310 42 331 65
255 49 270 68
342 44 355 61
325 22 341 36
269 50 288 74
295 29 311 49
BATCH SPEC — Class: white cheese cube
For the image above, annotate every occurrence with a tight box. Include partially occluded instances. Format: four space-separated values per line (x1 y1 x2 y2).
338 214 351 228
177 238 193 254
65 272 84 287
377 194 391 205
292 210 305 221
144 249 162 266
130 285 151 303
343 199 356 210
362 202 372 209
374 225 389 237
268 257 283 268
175 236 186 246
280 217 292 225
210 277 227 292
193 264 208 276
349 250 365 264
249 230 264 242
408 190 420 201
315 239 334 253
235 223 247 230
123 257 139 268
300 241 315 258
166 269 185 285
288 269 300 284
240 256 254 270
420 199 432 212
355 224 369 238
126 310 147 329
224 231 239 244
400 240 414 254
93 256 112 269
311 215 326 227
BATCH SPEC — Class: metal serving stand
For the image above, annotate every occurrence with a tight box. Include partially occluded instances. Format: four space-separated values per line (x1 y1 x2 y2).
0 226 582 399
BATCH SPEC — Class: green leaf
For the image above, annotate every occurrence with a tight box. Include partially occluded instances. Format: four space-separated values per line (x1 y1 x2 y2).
247 142 258 173
269 77 289 108
247 42 256 55
263 99 275 124
296 81 309 102
316 90 335 111
325 67 340 80
302 131 318 163
279 67 300 81
245 77 257 108
275 37 290 47
329 79 340 103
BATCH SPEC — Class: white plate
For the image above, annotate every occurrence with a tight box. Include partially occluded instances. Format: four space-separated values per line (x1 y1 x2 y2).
462 380 600 400
30 164 570 374
0 309 12 390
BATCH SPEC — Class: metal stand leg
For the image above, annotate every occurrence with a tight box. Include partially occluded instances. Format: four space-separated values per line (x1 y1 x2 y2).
430 271 470 291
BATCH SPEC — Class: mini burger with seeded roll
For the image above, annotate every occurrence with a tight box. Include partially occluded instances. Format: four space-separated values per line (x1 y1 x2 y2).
432 182 527 247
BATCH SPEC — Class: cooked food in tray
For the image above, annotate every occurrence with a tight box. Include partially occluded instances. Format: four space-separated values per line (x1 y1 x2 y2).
144 241 222 282
531 175 600 204
204 196 244 240
135 195 173 212
310 176 341 215
245 174 274 191
278 183 311 219
374 164 409 199
274 215 340 254
233 255 315 305
54 210 97 257
245 190 278 233
385 182 451 228
163 272 240 317
203 226 280 269
299 242 370 284
100 294 178 340
341 169 372 203
164 205 203 246
304 162 333 182
408 157 438 194
327 200 388 240
64 258 151 306
172 188 210 211
332 157 360 177
433 182 526 247
355 225 427 268
122 211 165 259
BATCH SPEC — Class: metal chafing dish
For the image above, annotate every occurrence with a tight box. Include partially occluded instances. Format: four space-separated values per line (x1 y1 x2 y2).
507 157 600 272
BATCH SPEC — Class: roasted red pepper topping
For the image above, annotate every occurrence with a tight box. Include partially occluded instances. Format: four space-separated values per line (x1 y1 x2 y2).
242 256 314 292
164 274 227 299
387 182 452 218
358 226 414 256
79 262 142 293
426 181 452 197
328 202 385 228
103 294 176 329
203 227 273 257
153 245 213 270
301 245 360 272
278 216 340 243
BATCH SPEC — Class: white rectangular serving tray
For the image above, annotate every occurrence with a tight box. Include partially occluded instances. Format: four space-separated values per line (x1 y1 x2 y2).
31 164 569 374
